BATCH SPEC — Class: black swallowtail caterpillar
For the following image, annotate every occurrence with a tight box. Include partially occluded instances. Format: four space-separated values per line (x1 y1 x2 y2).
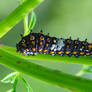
16 30 92 58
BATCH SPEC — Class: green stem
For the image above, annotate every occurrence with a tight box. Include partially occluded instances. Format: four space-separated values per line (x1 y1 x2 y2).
13 76 18 92
0 0 43 38
2 45 92 66
0 46 92 92
19 74 33 92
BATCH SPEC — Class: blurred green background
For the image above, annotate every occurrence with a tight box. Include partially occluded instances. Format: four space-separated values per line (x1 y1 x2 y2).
0 0 92 92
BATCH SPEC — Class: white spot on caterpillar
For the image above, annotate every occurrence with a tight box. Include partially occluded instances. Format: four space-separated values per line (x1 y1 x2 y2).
57 38 65 50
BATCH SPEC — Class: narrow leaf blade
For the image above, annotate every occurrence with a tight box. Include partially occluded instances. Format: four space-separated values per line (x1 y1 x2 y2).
28 11 36 33
1 72 18 84
13 77 18 92
20 75 33 92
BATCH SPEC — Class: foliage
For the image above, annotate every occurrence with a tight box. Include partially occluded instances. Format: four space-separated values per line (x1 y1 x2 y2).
0 0 92 92
0 0 42 92
1 72 32 92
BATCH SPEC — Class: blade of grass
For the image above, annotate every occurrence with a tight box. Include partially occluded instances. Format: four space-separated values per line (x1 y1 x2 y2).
0 0 43 38
1 45 92 66
28 11 37 32
12 76 18 92
19 75 33 92
1 72 18 84
0 46 92 92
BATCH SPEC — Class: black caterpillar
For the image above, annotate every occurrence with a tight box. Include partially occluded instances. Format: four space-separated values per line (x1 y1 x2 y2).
16 30 92 58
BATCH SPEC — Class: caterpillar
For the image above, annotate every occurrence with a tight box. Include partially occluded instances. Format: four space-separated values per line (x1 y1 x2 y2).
16 30 92 58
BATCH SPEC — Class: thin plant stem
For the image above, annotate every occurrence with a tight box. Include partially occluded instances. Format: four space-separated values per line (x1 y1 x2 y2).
0 46 92 92
1 45 92 66
0 0 43 38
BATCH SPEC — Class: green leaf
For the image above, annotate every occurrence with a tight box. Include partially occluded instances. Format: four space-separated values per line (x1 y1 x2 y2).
1 72 19 92
1 72 18 84
19 75 33 92
28 11 37 32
